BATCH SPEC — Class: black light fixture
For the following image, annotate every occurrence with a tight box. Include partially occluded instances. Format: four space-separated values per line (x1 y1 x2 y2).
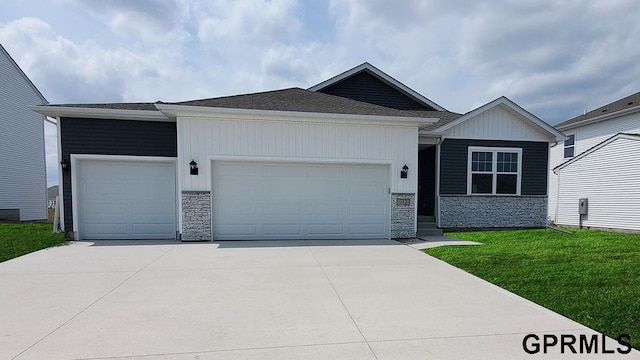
401 164 409 179
189 160 198 175
60 160 70 172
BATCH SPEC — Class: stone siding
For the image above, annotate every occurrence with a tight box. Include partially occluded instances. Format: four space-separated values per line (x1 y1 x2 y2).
391 193 415 238
181 191 211 241
439 195 547 229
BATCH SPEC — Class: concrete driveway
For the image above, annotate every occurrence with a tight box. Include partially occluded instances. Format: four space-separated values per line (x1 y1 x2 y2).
1 239 636 359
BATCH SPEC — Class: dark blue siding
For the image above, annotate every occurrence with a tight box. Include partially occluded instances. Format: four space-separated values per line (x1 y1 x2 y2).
319 71 435 110
60 117 177 232
439 139 548 196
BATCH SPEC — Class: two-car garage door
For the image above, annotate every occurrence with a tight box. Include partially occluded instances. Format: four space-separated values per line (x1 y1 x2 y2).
212 162 390 240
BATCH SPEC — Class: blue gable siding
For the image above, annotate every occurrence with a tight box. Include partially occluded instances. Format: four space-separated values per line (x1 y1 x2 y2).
439 139 548 196
318 71 436 111
60 117 177 232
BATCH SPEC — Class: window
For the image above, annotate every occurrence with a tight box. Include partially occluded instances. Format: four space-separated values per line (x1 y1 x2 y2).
468 147 522 195
564 134 575 158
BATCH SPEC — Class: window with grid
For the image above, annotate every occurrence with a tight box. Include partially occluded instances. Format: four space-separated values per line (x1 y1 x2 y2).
468 147 522 195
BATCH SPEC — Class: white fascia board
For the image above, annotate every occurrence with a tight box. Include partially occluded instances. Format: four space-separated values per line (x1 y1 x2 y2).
31 105 171 122
556 106 640 132
553 133 640 173
308 62 447 111
434 96 566 142
155 103 438 127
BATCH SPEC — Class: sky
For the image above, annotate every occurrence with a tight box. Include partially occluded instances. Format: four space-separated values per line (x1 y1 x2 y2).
2 0 640 187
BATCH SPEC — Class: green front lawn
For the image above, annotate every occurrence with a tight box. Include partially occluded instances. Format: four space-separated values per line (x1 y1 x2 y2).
0 223 66 263
425 228 640 350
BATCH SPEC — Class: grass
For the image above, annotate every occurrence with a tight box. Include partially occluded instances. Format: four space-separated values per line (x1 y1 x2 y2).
0 223 66 263
425 228 640 350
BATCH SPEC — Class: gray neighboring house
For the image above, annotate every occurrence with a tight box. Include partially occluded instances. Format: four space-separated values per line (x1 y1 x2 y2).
0 44 48 221
47 185 59 208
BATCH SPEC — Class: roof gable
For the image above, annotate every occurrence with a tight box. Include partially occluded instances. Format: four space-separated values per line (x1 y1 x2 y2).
554 133 640 172
0 44 47 104
556 91 640 131
308 62 446 111
433 96 565 142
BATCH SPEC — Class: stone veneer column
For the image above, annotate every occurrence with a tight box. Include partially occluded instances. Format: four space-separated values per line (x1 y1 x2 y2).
181 191 211 241
391 193 416 238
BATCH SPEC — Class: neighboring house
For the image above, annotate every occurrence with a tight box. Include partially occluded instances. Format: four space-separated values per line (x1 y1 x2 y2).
549 91 640 231
47 185 59 208
33 63 563 241
0 44 48 222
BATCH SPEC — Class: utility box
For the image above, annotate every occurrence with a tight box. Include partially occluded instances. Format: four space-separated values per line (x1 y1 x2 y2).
579 198 588 215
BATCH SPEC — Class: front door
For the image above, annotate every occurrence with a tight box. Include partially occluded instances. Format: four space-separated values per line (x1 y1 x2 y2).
418 147 436 216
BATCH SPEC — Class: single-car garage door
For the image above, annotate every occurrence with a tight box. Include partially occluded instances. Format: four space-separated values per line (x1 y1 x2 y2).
76 159 176 240
212 162 390 240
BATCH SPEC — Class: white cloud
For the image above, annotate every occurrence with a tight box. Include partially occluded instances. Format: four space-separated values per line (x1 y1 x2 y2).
194 0 301 44
73 0 192 44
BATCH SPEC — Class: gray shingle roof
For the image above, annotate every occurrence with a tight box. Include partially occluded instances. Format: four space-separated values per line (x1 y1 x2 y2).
47 87 472 127
556 91 640 129
404 110 463 130
50 88 455 120
171 88 436 118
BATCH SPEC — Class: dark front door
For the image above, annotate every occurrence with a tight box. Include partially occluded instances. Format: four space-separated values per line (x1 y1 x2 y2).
418 146 436 216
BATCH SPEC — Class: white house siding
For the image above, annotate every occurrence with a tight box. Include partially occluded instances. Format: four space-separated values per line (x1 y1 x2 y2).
0 48 47 221
556 136 640 230
445 105 551 142
549 111 640 222
177 116 419 238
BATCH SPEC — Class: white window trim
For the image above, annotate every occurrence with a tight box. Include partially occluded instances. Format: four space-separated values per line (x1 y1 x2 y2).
467 146 522 196
564 134 576 158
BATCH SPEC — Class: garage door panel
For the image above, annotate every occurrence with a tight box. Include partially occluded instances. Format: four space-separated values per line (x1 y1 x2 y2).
266 203 301 216
349 223 387 235
350 204 387 216
84 223 129 237
78 160 176 240
262 164 302 177
307 165 344 177
212 162 390 240
349 184 386 199
214 180 258 198
216 224 257 237
263 224 301 235
307 224 344 235
307 202 346 216
214 163 258 177
132 223 175 235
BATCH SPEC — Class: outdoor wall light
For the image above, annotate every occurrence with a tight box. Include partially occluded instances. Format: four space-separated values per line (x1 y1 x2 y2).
189 160 198 175
60 160 70 172
401 164 409 179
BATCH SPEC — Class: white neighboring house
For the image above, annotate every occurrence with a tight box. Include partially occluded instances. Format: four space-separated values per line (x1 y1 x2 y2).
549 91 640 230
0 44 48 221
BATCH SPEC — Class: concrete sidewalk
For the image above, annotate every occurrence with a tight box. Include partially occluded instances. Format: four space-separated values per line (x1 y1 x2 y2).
0 239 636 359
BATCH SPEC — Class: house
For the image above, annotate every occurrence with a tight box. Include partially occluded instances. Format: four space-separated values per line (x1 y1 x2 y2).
33 63 563 241
47 185 59 208
549 91 640 231
0 44 48 222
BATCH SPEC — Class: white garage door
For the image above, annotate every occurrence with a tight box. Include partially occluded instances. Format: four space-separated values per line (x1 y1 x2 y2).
212 162 390 240
77 159 176 240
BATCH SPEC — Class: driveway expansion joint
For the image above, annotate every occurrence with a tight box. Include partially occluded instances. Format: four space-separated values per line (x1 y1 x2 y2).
11 245 179 360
